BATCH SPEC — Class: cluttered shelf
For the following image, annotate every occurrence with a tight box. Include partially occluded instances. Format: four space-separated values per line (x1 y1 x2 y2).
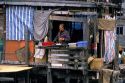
38 45 88 50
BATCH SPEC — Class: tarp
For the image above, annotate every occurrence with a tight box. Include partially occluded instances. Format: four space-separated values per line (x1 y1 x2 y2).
6 6 34 40
98 18 116 31
33 10 52 41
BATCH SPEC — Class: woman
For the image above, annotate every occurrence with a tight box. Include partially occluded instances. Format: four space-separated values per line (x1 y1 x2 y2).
54 23 70 43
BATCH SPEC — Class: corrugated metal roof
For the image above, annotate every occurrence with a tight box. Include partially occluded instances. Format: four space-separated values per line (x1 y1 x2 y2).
4 1 96 7
0 0 117 8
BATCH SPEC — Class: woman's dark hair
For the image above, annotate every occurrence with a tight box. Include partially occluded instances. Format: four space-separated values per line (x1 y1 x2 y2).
119 51 122 54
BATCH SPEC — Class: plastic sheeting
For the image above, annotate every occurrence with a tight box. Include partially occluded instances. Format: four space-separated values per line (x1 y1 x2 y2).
33 10 52 41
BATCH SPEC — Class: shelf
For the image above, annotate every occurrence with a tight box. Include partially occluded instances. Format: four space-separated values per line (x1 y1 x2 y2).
38 46 87 50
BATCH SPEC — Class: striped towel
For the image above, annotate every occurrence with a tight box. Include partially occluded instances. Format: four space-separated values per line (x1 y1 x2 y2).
34 42 45 59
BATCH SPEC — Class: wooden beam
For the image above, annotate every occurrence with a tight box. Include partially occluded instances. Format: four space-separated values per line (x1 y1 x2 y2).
49 15 86 22
52 11 97 15
5 1 96 7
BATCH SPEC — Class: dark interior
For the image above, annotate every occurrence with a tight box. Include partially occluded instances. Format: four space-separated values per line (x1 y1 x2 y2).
51 20 83 43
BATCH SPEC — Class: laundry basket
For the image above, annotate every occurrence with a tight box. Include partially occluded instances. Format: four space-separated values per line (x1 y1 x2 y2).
90 58 103 70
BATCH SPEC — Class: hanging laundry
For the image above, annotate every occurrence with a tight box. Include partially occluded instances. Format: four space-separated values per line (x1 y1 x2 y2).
106 0 109 3
33 10 52 41
34 42 45 59
104 30 116 63
6 6 34 40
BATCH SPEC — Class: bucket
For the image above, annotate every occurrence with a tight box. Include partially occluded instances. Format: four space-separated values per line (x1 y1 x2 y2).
76 41 88 47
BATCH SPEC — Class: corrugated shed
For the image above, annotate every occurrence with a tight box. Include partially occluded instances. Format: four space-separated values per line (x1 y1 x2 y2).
6 6 34 40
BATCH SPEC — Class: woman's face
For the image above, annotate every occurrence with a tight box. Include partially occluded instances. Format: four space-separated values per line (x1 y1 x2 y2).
59 24 64 31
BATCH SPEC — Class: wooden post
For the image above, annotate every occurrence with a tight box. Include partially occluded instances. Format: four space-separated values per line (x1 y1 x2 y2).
93 16 97 56
114 10 119 70
25 26 29 65
2 5 6 62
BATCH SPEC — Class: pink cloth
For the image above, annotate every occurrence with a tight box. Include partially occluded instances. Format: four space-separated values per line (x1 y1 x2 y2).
104 30 116 63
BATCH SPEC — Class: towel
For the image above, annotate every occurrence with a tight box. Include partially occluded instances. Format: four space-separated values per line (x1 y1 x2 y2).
34 42 45 59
